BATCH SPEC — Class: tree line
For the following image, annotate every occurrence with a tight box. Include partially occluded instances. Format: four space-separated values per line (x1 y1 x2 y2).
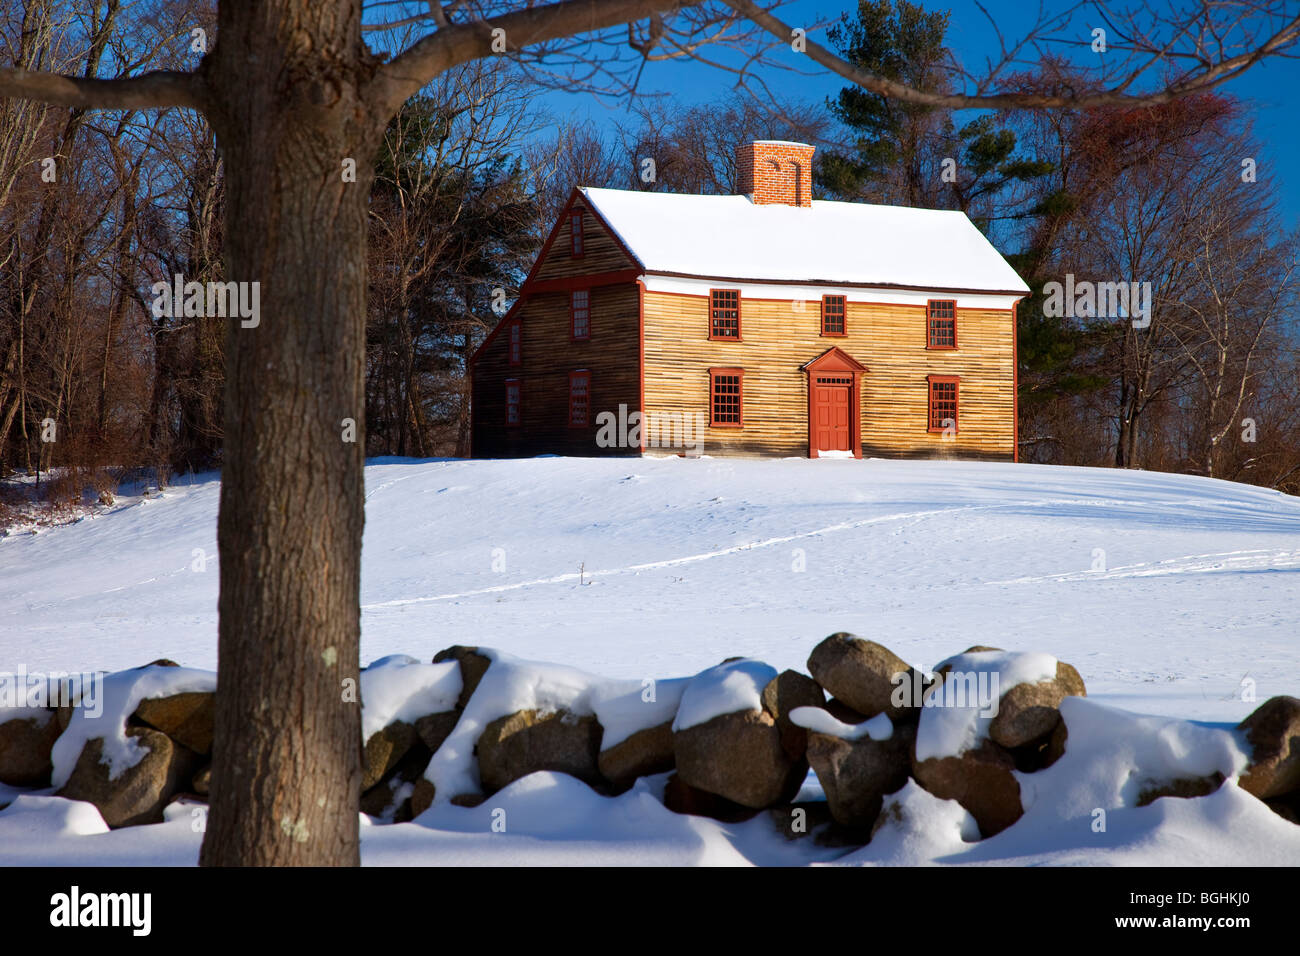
3 0 1297 500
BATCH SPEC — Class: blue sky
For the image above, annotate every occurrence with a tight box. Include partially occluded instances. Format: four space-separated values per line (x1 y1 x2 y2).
535 0 1300 227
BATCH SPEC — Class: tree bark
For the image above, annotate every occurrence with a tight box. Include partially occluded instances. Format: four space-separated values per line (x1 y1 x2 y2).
198 0 383 867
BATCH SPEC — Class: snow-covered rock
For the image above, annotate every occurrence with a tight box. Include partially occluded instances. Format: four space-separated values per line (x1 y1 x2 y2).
911 738 1024 838
672 660 809 809
50 664 216 790
56 727 200 828
476 708 603 794
806 633 924 720
804 713 913 829
915 649 1060 762
0 710 60 786
1237 696 1300 800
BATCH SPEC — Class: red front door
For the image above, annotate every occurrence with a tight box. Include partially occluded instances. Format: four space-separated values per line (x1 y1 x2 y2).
804 347 867 459
812 380 852 453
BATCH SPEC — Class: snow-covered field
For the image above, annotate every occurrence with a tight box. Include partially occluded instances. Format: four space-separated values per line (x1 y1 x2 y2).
2 455 1299 865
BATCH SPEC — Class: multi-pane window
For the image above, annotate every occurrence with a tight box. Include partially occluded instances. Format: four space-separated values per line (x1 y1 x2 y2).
927 299 957 349
821 295 846 336
928 376 959 432
508 320 521 365
571 290 590 340
710 289 741 340
570 211 584 257
709 368 743 426
505 379 521 426
568 371 590 427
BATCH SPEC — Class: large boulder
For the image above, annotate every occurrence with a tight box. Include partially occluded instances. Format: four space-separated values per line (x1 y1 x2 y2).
598 721 675 791
360 745 432 823
911 739 1022 838
56 728 199 828
673 709 804 809
806 633 923 720
1026 718 1069 772
1237 696 1300 800
805 718 914 829
761 670 825 761
362 720 420 792
414 711 460 753
410 778 436 818
360 778 416 822
476 708 602 794
988 661 1086 749
0 711 62 786
363 710 458 797
432 646 491 710
133 692 215 755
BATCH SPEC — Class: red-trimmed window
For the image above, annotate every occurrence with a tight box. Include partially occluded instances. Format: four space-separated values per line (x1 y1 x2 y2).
570 210 584 258
709 289 741 340
508 320 521 365
570 290 590 340
505 379 521 427
821 295 846 336
927 375 959 433
568 371 590 427
709 368 744 427
927 299 957 349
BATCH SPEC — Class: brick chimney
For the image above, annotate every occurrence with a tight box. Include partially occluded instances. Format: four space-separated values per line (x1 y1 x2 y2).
736 141 815 207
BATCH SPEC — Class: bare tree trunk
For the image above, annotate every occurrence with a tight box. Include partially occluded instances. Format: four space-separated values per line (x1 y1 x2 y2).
100 173 137 438
1124 392 1142 469
199 0 381 868
456 331 472 458
18 307 30 474
0 340 18 472
1115 377 1130 469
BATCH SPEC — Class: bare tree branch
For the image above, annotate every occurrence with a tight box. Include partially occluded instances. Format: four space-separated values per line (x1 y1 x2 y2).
372 0 693 113
722 0 1300 109
5 1 1296 123
0 67 206 113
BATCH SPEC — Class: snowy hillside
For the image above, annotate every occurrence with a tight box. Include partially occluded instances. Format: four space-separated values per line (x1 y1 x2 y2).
2 455 1299 866
5 455 1298 721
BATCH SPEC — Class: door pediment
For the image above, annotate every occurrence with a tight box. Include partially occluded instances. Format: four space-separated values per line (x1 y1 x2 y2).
803 346 869 375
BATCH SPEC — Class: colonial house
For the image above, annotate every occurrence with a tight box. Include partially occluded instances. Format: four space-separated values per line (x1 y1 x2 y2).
470 141 1029 460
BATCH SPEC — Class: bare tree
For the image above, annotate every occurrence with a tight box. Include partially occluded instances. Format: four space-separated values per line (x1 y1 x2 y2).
1172 196 1298 478
527 118 624 221
1 0 1296 867
620 90 829 194
367 59 543 457
0 0 184 482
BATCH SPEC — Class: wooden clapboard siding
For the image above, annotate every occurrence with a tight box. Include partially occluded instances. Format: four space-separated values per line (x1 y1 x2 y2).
472 281 641 457
641 291 1015 460
472 187 1020 461
531 195 638 282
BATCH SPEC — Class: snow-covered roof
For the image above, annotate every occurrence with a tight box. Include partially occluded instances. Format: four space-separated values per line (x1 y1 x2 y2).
579 187 1030 295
